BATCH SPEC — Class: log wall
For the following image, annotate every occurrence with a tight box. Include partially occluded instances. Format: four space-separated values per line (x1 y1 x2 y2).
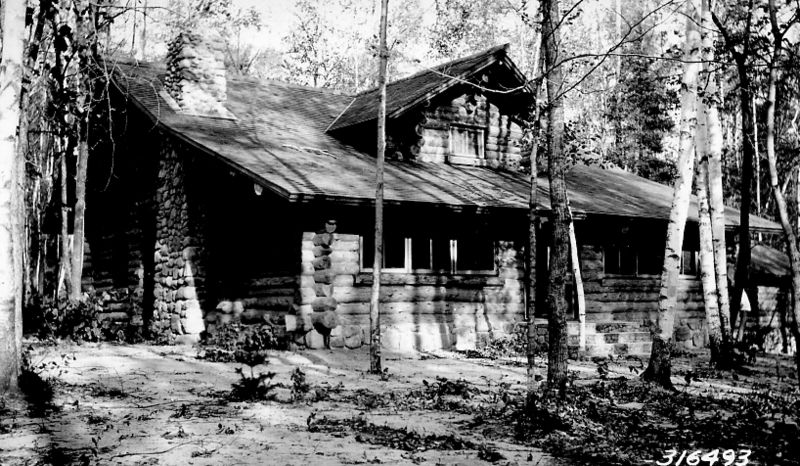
291 221 526 351
579 243 708 349
392 89 523 170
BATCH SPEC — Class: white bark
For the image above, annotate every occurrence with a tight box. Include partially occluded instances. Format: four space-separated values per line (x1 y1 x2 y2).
568 211 585 352
695 107 725 360
644 0 701 387
0 0 27 392
701 0 732 347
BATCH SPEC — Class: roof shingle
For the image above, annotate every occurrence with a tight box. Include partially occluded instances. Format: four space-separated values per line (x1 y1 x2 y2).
110 56 781 233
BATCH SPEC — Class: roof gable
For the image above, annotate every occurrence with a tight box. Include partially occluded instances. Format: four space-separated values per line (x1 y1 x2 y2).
326 44 531 132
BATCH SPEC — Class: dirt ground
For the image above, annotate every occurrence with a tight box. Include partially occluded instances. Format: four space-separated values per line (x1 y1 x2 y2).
0 342 797 466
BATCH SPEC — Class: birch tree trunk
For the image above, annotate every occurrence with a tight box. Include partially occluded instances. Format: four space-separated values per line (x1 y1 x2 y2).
695 109 725 363
369 0 389 374
764 0 800 382
568 211 585 352
541 0 570 395
0 0 27 392
700 0 733 366
70 141 89 301
643 0 701 389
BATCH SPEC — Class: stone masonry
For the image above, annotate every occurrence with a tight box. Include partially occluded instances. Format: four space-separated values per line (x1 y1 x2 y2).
152 138 207 339
165 32 231 118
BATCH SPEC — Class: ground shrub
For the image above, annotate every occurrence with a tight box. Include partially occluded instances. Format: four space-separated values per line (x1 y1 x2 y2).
291 367 310 400
18 352 59 417
459 323 527 359
222 324 278 401
24 296 134 343
200 322 287 362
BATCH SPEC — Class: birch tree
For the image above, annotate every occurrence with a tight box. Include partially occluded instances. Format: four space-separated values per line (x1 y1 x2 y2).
0 0 27 392
712 2 757 331
763 0 800 382
695 106 726 363
369 0 390 375
541 0 570 394
643 0 701 389
699 0 733 366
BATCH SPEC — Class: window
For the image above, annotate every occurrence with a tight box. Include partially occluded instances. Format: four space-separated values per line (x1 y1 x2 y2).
454 237 495 272
680 250 698 276
604 245 637 275
450 126 484 158
360 235 495 274
604 246 696 277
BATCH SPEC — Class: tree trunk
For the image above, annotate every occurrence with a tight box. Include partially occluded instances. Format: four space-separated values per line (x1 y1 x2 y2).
0 0 27 393
526 26 545 395
541 0 570 395
732 71 755 334
764 0 800 382
643 0 701 389
369 0 389 374
70 140 89 301
568 212 586 352
695 109 725 363
700 0 733 366
58 151 72 299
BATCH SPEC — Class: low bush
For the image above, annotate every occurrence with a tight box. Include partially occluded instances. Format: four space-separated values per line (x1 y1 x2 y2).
24 295 136 343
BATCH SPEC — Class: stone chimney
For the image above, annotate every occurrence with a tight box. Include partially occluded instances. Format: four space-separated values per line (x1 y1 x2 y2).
164 32 232 118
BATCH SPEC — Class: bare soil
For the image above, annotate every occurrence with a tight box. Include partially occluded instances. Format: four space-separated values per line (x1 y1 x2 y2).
0 342 796 466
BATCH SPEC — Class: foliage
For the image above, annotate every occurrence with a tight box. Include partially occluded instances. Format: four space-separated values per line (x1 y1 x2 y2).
229 365 277 402
18 350 65 417
200 322 282 401
200 322 287 362
23 296 132 343
290 367 311 401
459 323 528 359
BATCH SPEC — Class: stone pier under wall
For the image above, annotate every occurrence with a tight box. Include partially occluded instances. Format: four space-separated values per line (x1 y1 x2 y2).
151 138 207 342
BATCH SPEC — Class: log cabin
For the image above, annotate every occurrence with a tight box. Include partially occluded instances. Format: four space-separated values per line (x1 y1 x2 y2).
85 33 785 356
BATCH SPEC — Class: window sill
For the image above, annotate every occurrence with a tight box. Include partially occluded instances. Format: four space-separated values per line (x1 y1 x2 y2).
447 155 488 166
361 268 497 276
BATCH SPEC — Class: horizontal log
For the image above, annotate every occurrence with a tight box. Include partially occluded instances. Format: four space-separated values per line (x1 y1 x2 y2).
586 291 700 303
355 273 505 287
239 296 293 309
332 285 490 304
331 239 360 252
333 233 359 242
331 250 359 263
246 276 297 287
486 143 521 154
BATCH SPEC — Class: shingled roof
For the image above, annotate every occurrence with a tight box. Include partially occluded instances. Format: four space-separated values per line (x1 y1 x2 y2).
326 44 530 132
109 53 781 233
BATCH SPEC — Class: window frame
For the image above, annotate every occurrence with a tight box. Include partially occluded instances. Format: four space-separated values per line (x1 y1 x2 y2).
603 245 696 278
449 124 485 159
359 236 496 275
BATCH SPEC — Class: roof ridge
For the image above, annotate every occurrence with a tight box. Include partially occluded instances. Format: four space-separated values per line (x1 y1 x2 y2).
236 77 355 96
352 43 509 98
